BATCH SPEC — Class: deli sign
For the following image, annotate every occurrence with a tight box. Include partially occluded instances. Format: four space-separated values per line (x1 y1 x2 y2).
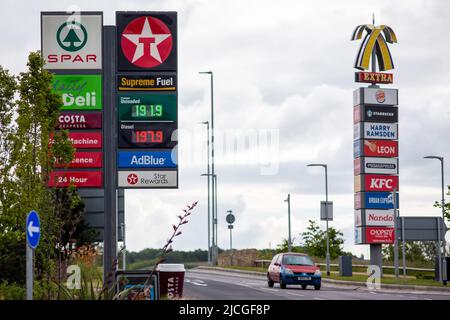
42 12 102 69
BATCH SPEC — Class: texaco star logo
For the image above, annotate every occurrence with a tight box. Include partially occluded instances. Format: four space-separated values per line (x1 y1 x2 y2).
121 16 173 68
127 173 138 185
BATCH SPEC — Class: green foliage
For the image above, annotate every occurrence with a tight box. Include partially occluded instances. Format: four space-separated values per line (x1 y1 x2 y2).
300 220 345 259
0 281 25 300
382 241 437 263
275 238 305 254
434 185 450 222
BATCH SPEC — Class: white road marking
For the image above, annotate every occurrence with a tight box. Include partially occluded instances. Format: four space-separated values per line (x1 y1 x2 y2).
314 297 325 300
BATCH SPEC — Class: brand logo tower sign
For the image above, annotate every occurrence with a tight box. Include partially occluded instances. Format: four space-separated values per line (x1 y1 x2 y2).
42 12 104 188
116 12 178 188
351 23 398 245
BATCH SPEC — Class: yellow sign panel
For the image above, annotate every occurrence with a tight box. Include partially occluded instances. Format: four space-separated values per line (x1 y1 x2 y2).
351 24 397 71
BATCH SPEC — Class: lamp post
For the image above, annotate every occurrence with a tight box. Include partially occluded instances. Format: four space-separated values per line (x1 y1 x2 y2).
200 71 217 266
202 173 218 265
200 121 212 266
284 194 292 252
424 155 447 284
307 163 330 276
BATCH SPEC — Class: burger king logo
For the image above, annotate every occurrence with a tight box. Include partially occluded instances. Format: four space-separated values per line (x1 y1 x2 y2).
375 90 386 103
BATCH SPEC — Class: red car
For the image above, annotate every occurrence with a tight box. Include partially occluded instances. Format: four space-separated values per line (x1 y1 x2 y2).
267 252 321 290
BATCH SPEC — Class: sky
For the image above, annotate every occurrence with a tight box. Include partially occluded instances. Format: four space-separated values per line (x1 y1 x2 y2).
1 0 449 258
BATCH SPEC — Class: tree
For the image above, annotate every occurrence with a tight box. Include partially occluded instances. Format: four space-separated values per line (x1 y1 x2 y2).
300 220 345 259
275 238 304 254
433 185 450 222
383 241 437 263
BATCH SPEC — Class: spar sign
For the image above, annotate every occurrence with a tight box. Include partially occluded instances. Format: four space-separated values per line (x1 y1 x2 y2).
41 12 102 69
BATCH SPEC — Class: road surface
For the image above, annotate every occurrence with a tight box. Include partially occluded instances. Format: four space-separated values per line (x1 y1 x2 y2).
183 269 450 300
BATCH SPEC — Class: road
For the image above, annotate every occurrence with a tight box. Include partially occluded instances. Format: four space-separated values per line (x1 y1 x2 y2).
183 269 450 300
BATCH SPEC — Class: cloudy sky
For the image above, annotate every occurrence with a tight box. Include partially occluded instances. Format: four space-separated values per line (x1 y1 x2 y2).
1 0 450 258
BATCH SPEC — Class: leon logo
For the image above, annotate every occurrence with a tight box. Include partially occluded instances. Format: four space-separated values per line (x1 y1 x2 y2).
57 21 87 52
121 16 173 68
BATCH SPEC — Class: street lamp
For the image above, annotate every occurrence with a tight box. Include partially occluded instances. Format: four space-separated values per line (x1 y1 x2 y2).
200 71 217 266
201 173 218 266
200 121 211 266
424 155 447 284
284 194 292 252
307 163 331 276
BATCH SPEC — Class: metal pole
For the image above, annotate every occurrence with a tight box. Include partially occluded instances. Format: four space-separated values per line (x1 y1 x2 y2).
214 174 218 265
103 25 118 285
26 245 33 300
440 159 447 283
287 194 292 252
402 217 406 280
230 227 233 266
437 217 443 283
202 122 211 266
393 188 399 280
325 165 330 276
121 223 126 270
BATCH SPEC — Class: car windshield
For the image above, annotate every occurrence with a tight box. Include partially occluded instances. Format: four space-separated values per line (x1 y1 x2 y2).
282 255 314 266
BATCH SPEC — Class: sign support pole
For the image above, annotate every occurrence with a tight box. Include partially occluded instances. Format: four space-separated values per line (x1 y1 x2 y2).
402 217 406 279
26 245 33 300
393 188 399 279
103 25 118 288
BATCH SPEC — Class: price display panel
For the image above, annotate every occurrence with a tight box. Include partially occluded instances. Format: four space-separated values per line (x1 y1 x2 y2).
119 122 177 148
118 93 176 122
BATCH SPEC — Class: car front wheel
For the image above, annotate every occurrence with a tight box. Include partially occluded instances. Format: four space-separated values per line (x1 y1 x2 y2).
280 279 287 289
314 284 321 290
301 284 307 290
267 277 274 288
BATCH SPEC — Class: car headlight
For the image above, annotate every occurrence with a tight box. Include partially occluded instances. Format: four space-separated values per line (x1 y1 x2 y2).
314 269 322 276
283 268 294 275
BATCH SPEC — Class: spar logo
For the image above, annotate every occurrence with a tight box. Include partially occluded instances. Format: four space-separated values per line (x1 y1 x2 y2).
375 90 386 103
56 21 88 52
127 173 138 185
121 16 173 68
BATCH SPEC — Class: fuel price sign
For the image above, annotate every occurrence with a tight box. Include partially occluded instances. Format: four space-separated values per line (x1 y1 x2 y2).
119 122 177 148
118 93 176 121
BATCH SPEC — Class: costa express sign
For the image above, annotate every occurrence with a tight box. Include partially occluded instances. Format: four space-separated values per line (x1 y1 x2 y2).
50 131 103 149
365 227 395 244
116 12 177 71
56 112 102 129
48 171 103 187
52 74 102 110
355 174 398 192
41 12 102 69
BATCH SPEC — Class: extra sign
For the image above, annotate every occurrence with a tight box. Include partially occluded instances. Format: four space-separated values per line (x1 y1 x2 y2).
353 87 398 106
354 174 399 192
355 72 393 84
354 139 398 158
353 105 398 124
354 157 398 175
41 12 102 69
354 192 399 210
118 170 177 188
354 122 398 140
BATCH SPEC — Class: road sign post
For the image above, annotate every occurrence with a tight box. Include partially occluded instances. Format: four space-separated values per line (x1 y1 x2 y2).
226 211 235 266
26 211 40 300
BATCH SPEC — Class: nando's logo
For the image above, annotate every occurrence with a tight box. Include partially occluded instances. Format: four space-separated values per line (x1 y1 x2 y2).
351 24 397 71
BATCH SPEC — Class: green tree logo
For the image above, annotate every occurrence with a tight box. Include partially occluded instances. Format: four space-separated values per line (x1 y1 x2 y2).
56 21 88 52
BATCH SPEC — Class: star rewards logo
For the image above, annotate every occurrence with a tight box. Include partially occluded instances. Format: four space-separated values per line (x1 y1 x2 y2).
121 16 173 68
127 173 138 185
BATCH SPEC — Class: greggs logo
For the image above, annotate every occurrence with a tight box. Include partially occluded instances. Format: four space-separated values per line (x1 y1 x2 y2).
355 72 393 84
351 24 397 71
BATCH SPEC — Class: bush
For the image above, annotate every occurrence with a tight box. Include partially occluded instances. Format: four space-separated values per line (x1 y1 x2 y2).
0 281 25 300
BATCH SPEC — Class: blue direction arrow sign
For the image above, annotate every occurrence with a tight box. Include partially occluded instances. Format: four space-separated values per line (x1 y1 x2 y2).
26 210 40 249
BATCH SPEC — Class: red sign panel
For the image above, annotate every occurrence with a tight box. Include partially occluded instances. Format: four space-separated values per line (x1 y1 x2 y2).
365 227 395 244
56 112 102 129
363 140 398 157
364 174 398 192
355 72 393 84
54 152 103 168
48 171 103 188
50 132 103 149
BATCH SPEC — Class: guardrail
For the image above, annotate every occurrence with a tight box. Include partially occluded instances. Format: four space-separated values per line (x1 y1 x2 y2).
254 259 434 272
